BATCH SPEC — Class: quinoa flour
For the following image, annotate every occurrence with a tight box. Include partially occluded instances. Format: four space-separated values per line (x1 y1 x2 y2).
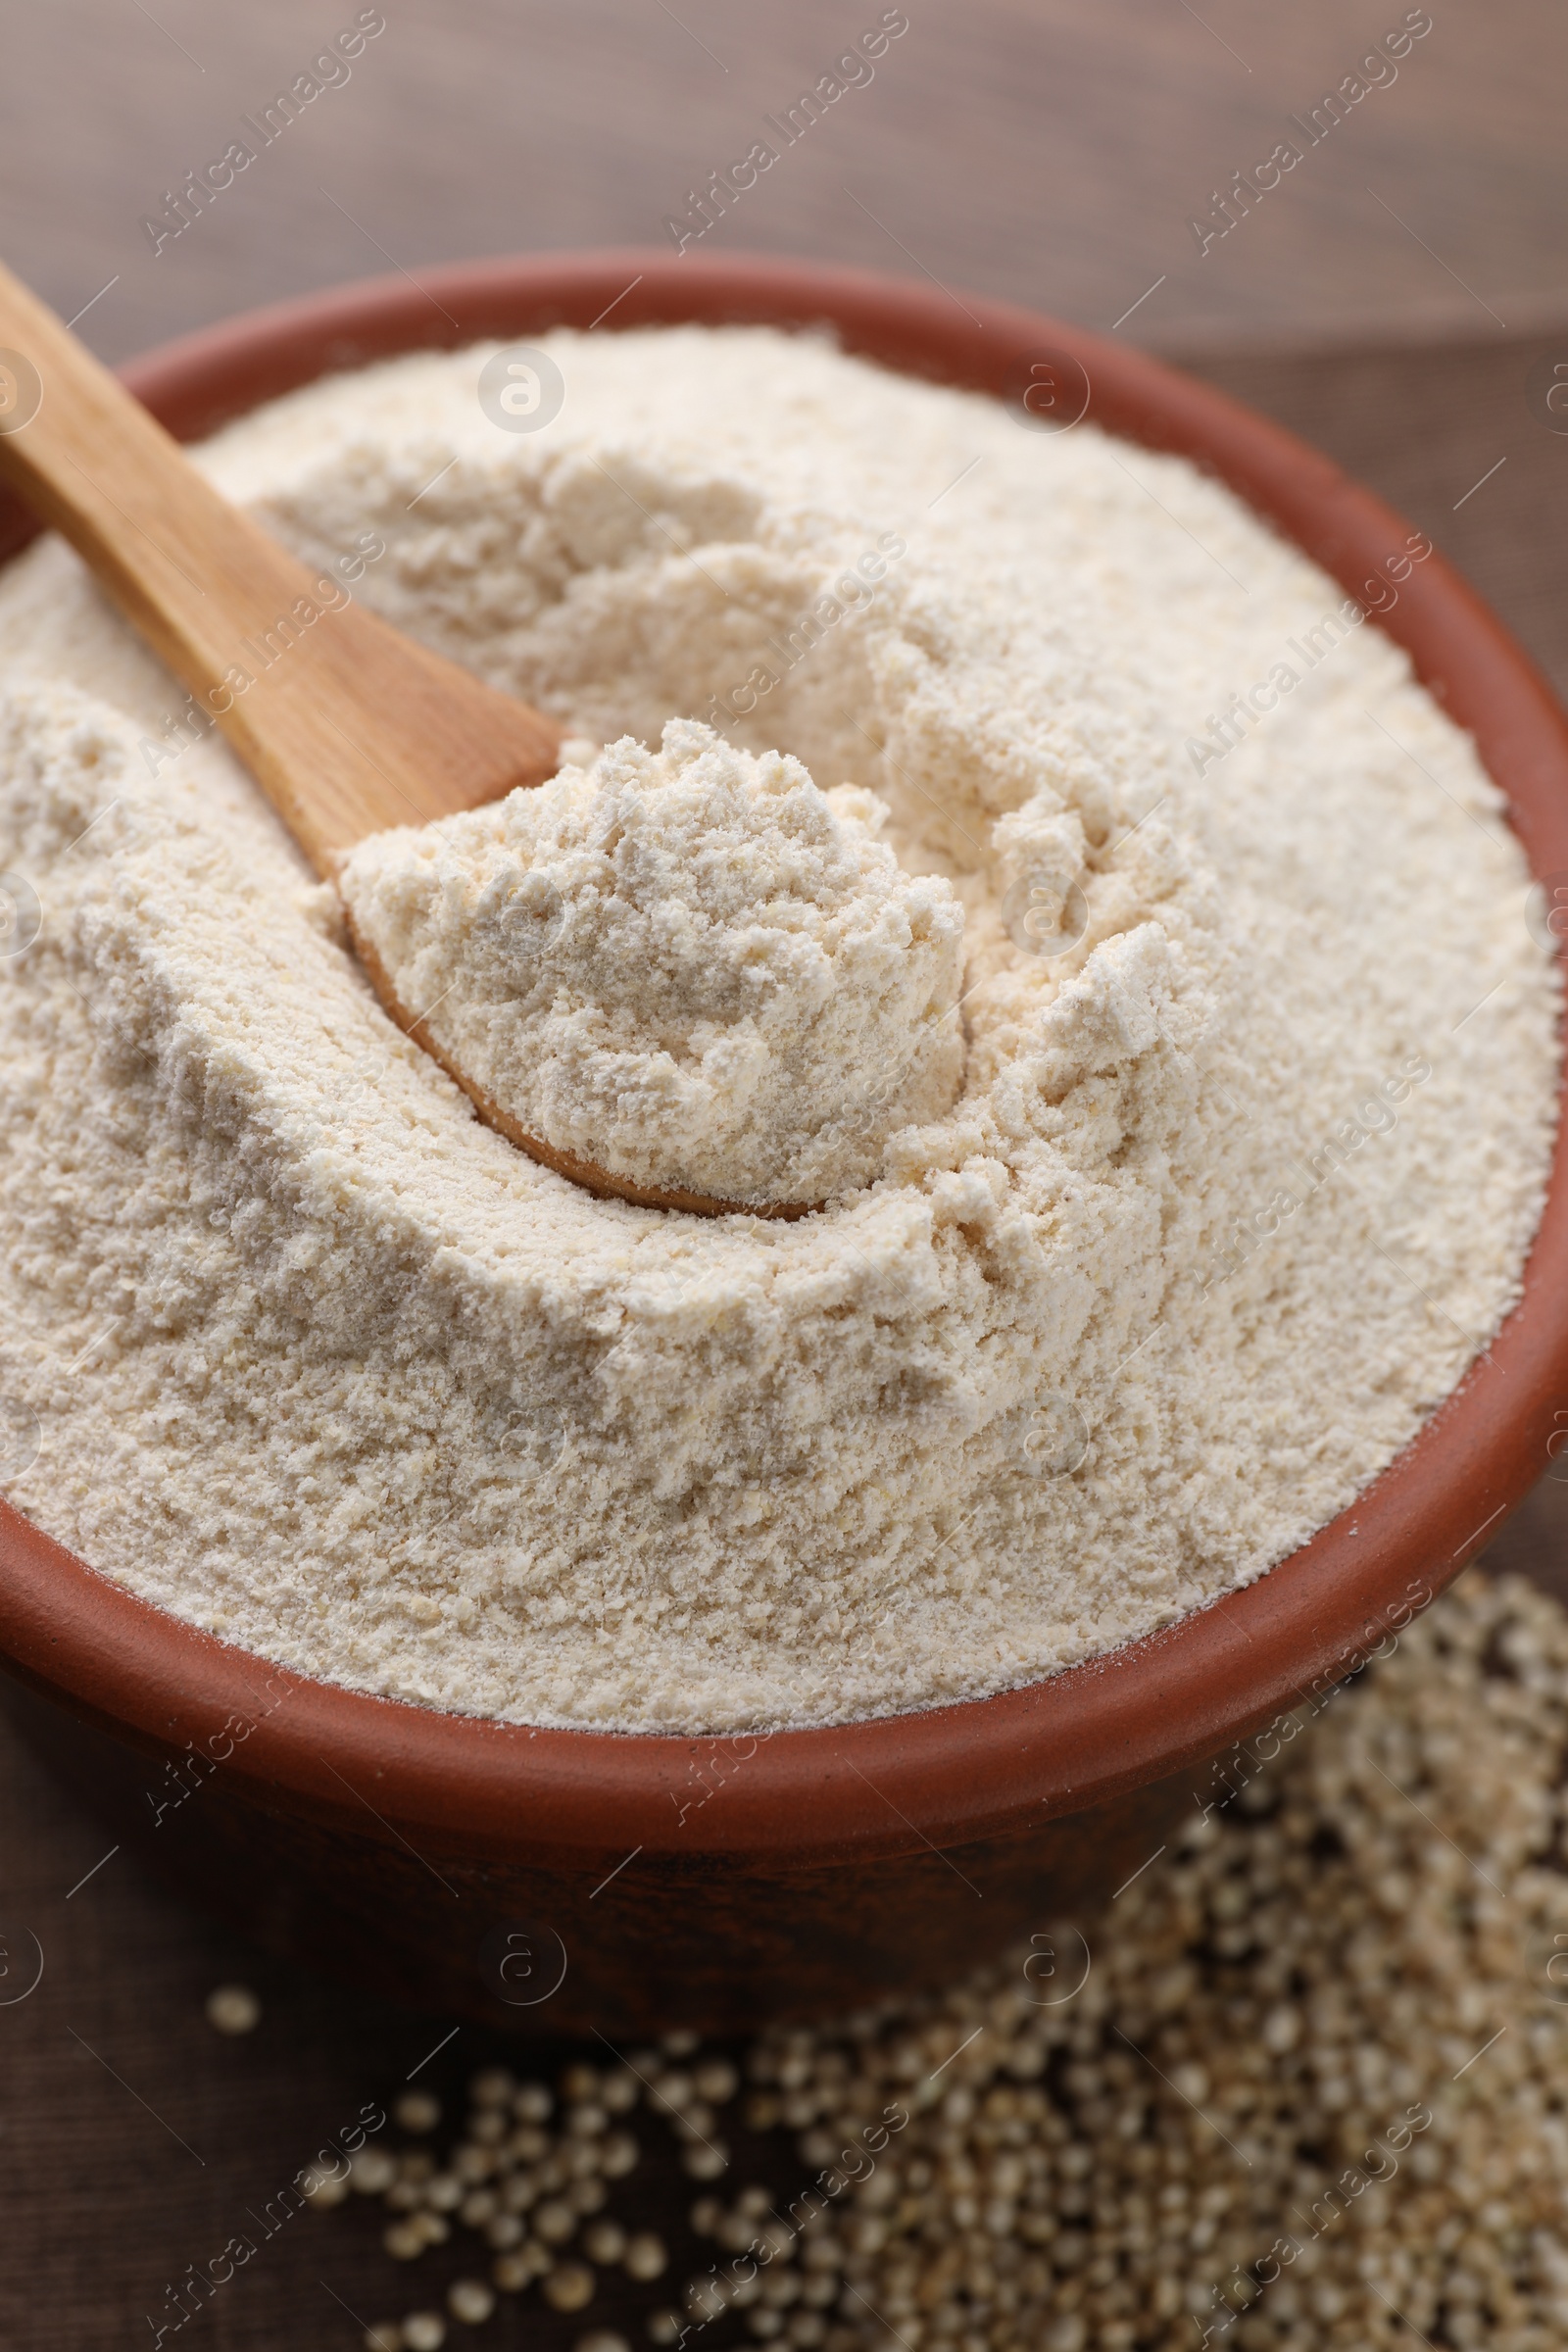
338 725 966 1206
0 324 1556 1731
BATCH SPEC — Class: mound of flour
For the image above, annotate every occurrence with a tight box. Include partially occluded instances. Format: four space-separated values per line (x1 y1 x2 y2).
0 323 1555 1732
338 719 964 1204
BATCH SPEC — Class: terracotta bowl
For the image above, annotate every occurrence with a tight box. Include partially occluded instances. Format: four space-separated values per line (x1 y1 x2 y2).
2 251 1566 2036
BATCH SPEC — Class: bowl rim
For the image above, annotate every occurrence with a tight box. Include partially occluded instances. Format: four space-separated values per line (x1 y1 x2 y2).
2 244 1565 1866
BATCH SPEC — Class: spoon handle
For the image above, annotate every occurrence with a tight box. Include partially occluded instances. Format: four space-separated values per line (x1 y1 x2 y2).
0 259 561 873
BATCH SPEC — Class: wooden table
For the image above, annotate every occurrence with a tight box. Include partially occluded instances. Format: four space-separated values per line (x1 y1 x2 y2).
3 5 1568 2345
1 0 1564 361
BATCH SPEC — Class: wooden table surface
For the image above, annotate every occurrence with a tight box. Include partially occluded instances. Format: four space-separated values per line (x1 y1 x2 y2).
2 0 1565 360
3 6 1568 2347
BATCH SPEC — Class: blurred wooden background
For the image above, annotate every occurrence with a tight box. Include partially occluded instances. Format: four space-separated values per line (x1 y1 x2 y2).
3 4 1568 2346
2 0 1564 697
2 0 1563 358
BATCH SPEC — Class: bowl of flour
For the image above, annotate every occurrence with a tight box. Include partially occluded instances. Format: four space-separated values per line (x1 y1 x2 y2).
1 251 1566 2030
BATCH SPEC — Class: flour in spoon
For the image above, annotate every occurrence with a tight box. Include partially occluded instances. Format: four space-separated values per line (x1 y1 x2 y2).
339 721 964 1205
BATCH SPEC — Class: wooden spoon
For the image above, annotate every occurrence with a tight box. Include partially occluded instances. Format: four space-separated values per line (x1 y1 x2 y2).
0 260 812 1219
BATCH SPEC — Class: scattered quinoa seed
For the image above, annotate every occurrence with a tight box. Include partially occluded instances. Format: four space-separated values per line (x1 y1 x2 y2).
311 1574 1568 2350
204 1983 260 2034
469 2067 515 2105
544 2262 597 2313
445 2278 495 2326
394 2090 442 2133
583 2219 627 2264
300 2161 350 2208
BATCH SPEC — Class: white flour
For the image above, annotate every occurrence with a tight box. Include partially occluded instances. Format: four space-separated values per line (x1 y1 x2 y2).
0 324 1555 1731
338 721 964 1205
